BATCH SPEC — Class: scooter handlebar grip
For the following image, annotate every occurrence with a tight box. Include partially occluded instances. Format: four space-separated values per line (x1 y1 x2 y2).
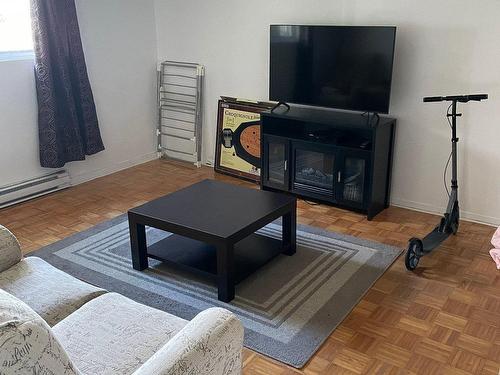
467 94 488 101
423 96 443 102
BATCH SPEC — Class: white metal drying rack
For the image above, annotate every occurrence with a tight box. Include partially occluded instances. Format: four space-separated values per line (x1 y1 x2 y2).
157 60 204 167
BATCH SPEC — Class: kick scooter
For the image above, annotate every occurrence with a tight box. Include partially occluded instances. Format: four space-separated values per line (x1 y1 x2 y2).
405 94 488 270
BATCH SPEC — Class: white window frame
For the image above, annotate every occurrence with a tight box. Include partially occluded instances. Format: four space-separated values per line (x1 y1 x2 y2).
0 0 34 62
0 49 34 62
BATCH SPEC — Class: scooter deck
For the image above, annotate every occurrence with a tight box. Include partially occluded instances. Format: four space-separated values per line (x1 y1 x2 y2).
422 226 452 253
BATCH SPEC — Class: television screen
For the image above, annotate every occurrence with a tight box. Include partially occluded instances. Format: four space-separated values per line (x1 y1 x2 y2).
270 25 396 114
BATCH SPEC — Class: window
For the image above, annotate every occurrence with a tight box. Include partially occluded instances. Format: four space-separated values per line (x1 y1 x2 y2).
0 0 34 61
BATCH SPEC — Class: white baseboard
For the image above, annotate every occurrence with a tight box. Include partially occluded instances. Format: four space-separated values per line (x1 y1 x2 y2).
69 151 159 186
391 197 499 227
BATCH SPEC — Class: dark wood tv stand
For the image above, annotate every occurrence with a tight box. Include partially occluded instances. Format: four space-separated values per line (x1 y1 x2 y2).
260 105 396 220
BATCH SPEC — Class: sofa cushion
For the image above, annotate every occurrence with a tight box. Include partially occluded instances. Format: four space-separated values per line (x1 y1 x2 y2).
0 288 80 375
0 225 22 272
0 256 106 326
52 292 188 375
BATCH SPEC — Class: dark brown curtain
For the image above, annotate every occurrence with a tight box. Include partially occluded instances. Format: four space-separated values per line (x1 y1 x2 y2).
30 0 104 168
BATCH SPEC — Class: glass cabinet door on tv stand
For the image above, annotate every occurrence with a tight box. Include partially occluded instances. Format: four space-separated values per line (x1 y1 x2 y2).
337 151 370 208
262 135 289 191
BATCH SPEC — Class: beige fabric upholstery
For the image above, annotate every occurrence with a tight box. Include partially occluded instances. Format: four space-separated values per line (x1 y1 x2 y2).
53 293 188 375
0 289 80 375
0 225 22 272
0 224 244 375
133 307 244 375
0 257 105 326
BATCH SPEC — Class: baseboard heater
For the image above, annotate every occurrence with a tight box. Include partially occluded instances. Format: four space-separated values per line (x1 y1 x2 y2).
0 170 71 209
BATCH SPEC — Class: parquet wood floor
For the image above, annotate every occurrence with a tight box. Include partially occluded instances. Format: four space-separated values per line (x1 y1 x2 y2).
0 159 498 375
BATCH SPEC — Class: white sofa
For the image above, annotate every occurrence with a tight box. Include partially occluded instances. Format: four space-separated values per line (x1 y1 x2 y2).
0 225 244 374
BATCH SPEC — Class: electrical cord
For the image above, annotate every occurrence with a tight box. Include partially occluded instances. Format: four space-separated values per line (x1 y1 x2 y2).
443 151 452 198
443 103 453 197
446 103 453 129
362 112 380 127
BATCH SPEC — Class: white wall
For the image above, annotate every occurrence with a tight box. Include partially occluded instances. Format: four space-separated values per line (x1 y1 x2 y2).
0 59 50 184
154 0 347 166
0 0 158 187
154 0 500 225
70 0 158 183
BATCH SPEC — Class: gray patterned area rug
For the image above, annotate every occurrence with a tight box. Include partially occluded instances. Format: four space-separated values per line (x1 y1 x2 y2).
33 214 401 368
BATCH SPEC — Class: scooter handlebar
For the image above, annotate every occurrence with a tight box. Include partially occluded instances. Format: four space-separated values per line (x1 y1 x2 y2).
423 94 488 103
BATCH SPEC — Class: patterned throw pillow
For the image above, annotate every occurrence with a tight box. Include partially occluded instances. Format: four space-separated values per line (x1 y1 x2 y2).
0 225 22 272
0 289 80 374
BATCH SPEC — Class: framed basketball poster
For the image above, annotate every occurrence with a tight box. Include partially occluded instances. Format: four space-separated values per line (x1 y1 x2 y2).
214 98 274 182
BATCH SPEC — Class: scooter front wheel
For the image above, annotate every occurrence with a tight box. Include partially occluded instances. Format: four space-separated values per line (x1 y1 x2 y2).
405 238 423 271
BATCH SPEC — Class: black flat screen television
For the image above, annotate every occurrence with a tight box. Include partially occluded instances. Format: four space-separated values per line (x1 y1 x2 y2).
270 25 396 114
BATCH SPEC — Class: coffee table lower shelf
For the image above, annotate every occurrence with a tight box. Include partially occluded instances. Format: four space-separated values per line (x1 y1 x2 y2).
147 233 283 284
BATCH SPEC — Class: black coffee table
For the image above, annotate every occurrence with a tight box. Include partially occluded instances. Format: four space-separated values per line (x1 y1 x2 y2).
128 179 296 302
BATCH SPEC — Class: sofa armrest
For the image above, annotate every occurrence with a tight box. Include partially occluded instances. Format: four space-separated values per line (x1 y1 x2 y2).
133 307 244 375
0 225 22 272
0 289 80 375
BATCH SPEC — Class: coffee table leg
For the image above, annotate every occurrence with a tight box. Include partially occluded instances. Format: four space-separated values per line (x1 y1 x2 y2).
217 243 235 302
129 218 148 270
282 201 297 255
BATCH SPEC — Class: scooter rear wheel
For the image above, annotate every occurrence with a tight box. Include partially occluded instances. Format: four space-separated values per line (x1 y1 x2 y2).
405 238 423 271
